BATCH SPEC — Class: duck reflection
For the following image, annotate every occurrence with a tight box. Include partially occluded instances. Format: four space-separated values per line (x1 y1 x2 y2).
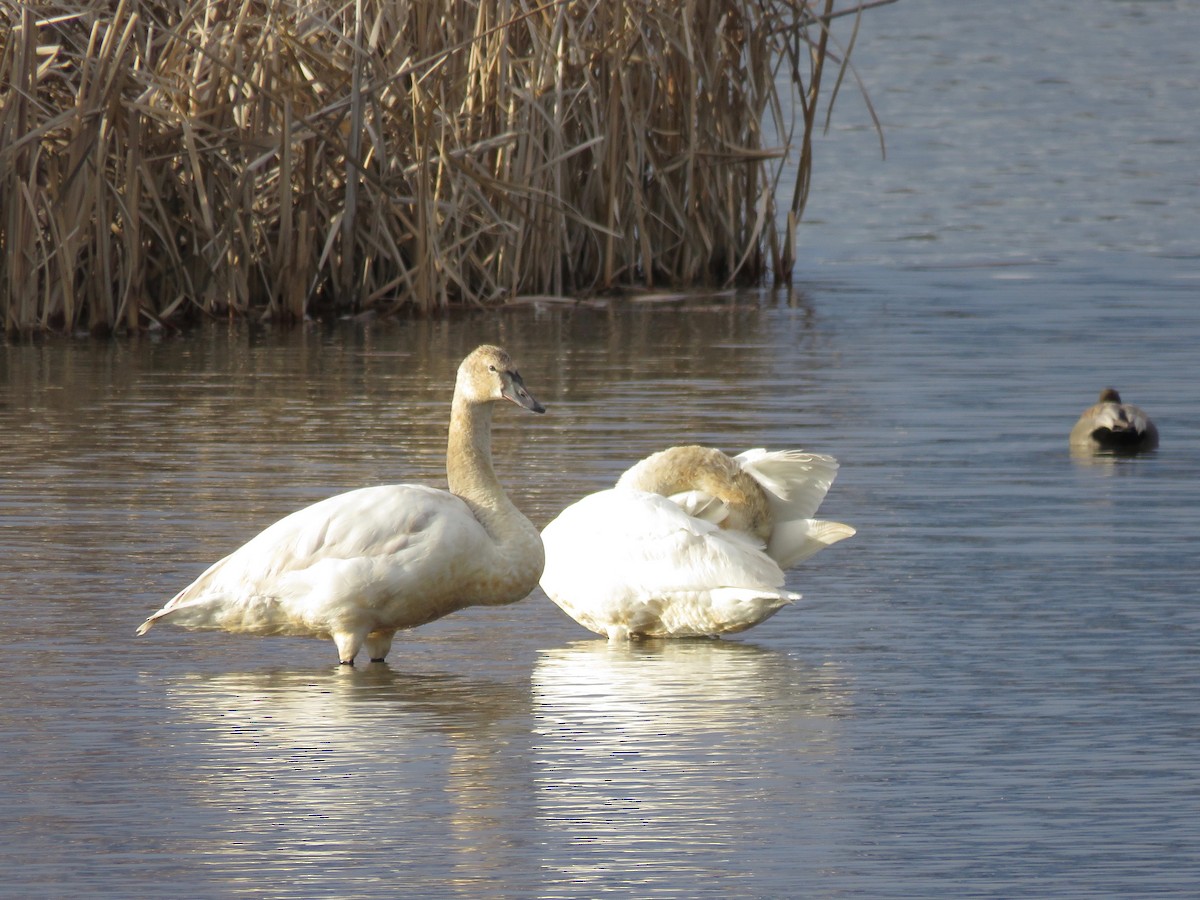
155 664 535 893
531 640 848 887
1069 445 1154 473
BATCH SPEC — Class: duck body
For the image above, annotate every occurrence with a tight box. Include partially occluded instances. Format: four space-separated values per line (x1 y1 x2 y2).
1070 388 1158 453
138 345 545 664
540 446 855 640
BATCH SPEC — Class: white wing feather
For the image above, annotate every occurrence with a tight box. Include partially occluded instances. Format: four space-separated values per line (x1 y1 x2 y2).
142 485 492 635
540 446 855 640
733 449 855 567
540 489 797 639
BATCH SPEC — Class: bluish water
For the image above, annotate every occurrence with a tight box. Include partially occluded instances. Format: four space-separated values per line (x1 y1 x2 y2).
3 1 1199 897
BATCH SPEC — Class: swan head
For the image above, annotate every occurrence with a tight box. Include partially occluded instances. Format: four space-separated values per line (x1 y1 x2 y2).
459 345 545 413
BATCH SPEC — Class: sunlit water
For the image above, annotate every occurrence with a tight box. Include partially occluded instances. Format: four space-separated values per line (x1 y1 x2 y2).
3 1 1199 897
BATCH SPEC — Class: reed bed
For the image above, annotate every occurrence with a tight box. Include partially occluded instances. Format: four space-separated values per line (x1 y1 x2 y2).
0 0 889 334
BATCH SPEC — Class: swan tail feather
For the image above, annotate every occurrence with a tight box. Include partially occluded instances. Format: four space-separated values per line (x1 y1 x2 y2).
768 519 857 568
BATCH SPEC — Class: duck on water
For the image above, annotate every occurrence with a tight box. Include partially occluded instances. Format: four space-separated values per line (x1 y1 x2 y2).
1070 388 1158 454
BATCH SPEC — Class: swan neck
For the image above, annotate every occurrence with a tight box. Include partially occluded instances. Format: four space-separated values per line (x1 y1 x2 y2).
447 395 504 507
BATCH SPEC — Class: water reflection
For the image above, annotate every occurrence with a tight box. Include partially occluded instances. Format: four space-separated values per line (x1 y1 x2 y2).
152 665 536 896
531 640 848 891
1069 445 1159 473
4 278 1197 895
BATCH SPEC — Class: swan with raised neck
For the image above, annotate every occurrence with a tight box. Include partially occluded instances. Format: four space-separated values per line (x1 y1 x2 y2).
136 344 546 664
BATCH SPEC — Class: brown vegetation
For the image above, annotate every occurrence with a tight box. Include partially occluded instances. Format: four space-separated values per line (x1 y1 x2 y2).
0 0 888 334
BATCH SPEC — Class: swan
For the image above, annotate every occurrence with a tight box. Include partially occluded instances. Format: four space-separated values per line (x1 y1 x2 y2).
539 446 855 640
1069 388 1158 453
137 345 546 665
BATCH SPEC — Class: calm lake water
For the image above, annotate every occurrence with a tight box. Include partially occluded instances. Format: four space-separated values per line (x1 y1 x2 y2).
3 1 1199 897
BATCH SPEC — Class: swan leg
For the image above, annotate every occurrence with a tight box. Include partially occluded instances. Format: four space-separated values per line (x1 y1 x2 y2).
605 624 632 642
365 630 396 663
332 629 367 666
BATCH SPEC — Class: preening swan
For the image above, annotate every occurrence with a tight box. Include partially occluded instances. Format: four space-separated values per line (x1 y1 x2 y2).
137 345 546 664
1070 388 1158 453
540 446 855 640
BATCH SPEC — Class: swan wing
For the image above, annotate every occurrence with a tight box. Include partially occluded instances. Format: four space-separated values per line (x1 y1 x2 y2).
732 449 854 568
140 484 487 633
734 449 840 519
665 489 730 526
540 489 795 638
766 518 857 569
542 488 783 591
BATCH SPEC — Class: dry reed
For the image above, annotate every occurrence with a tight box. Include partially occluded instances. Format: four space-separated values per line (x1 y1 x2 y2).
0 0 890 334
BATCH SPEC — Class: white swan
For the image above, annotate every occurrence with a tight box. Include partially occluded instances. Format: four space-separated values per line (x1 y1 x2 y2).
539 446 855 640
137 345 546 664
1069 388 1158 453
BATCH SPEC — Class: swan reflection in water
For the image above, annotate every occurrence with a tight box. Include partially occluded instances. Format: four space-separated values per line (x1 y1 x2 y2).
530 640 849 887
152 664 535 894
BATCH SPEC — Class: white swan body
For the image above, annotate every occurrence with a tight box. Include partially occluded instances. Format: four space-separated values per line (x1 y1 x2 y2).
138 345 546 664
540 446 855 640
1070 388 1158 453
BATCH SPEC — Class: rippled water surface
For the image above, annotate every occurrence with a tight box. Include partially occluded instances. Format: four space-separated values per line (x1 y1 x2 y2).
4 2 1199 897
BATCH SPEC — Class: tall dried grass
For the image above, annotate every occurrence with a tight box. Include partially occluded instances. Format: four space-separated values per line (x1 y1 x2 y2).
0 0 889 334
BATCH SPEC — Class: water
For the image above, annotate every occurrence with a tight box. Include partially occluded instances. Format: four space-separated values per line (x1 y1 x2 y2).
3 1 1199 897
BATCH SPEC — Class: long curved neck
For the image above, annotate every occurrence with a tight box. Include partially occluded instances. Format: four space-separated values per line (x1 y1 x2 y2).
447 394 507 512
620 446 772 538
444 381 544 602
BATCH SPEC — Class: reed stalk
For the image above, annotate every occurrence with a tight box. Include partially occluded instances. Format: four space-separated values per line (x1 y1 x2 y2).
0 0 890 334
